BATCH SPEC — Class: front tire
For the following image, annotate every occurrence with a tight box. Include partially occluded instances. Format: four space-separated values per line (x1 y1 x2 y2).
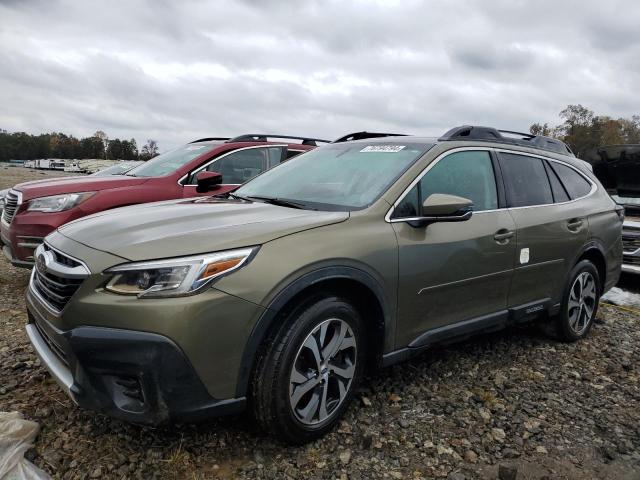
251 295 365 444
554 260 601 342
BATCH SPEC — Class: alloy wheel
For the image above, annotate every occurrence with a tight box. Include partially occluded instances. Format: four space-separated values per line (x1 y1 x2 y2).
289 318 357 426
567 271 597 336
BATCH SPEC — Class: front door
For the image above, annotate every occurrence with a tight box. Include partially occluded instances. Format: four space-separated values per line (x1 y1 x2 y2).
391 150 516 348
181 146 285 197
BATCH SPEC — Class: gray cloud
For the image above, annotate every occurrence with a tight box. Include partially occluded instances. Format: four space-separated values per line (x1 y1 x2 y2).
1 0 639 151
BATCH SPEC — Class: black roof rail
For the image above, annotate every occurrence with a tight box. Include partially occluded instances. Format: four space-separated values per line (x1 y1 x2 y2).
332 131 409 143
439 125 575 156
189 137 230 143
226 134 331 146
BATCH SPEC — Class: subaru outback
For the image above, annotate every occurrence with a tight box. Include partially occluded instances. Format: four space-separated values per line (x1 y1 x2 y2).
25 126 622 443
1 134 325 267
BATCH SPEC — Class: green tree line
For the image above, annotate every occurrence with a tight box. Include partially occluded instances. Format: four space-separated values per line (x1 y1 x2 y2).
0 129 159 162
530 105 640 158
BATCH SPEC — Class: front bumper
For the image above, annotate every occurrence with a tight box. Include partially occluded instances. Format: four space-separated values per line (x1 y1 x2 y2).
1 208 79 267
26 291 246 424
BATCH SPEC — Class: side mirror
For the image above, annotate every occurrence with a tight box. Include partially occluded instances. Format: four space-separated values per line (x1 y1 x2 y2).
408 193 473 227
196 171 223 193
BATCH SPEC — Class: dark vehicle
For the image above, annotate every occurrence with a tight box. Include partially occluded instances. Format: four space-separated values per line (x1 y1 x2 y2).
585 144 640 274
1 134 326 267
25 126 622 443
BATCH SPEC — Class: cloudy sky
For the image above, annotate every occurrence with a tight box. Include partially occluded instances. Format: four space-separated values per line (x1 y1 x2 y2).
1 0 639 151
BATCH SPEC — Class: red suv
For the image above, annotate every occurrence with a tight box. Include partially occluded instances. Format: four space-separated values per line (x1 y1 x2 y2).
1 134 326 267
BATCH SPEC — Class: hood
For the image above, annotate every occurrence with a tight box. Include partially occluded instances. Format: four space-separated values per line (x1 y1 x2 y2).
15 175 148 201
57 197 348 261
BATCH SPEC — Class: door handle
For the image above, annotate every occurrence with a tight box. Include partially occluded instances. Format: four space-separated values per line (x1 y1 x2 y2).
567 218 584 232
494 229 515 244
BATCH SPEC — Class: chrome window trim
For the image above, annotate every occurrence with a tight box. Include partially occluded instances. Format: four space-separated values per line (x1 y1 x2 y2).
385 146 598 223
177 144 288 187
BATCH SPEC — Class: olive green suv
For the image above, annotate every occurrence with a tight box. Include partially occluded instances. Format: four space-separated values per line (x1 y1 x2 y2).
24 126 623 443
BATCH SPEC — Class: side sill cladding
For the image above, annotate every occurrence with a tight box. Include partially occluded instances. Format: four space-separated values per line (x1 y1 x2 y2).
234 266 392 398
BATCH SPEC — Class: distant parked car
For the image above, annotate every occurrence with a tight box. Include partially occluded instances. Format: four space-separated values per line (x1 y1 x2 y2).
1 134 327 267
585 144 640 274
89 161 143 177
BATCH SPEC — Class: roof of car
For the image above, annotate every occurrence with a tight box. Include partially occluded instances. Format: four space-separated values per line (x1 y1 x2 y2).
333 126 575 157
190 134 330 147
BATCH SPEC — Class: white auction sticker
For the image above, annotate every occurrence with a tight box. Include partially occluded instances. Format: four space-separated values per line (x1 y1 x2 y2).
360 145 406 153
519 248 530 264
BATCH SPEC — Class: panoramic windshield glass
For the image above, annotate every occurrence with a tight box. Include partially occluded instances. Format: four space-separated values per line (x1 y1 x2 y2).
127 143 218 177
235 142 432 210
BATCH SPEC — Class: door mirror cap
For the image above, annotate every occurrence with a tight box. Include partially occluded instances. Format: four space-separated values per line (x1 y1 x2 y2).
196 171 223 193
408 193 473 227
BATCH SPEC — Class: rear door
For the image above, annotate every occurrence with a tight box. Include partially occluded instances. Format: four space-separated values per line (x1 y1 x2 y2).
498 151 592 310
391 149 517 347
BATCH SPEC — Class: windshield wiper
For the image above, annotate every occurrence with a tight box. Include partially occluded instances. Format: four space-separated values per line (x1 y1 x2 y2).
226 192 252 201
247 196 311 210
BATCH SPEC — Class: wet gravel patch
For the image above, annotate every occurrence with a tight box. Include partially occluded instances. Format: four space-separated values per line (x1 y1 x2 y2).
1 256 639 480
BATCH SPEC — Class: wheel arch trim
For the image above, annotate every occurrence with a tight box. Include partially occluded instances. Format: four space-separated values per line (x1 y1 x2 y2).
234 266 392 398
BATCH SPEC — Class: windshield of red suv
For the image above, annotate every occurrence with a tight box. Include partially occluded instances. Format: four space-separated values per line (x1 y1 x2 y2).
127 143 220 177
235 142 433 211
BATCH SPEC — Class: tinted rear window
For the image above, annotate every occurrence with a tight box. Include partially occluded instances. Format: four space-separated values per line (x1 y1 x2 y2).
549 162 592 199
499 153 553 207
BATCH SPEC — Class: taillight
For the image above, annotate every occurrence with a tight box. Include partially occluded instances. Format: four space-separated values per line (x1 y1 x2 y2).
615 205 625 222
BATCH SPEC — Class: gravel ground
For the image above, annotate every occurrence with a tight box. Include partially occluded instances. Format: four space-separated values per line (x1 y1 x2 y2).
1 167 639 479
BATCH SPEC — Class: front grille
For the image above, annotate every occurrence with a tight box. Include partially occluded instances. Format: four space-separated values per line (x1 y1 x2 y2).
624 255 640 266
2 191 19 224
31 244 88 313
33 268 84 311
33 317 68 366
622 235 640 252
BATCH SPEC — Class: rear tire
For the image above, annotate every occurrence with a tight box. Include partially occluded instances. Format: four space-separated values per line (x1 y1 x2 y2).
549 260 600 342
251 295 365 444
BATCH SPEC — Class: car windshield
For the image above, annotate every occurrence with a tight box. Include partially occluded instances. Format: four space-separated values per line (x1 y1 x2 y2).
127 143 219 177
91 162 142 177
235 142 433 211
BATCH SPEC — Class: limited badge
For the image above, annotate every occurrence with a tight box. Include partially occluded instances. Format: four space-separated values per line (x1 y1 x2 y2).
519 248 530 264
360 145 406 153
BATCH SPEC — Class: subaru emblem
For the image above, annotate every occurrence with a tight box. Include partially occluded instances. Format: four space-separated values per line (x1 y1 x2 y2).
36 254 46 274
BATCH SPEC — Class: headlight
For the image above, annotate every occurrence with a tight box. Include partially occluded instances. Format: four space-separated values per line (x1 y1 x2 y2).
103 247 257 298
27 192 95 212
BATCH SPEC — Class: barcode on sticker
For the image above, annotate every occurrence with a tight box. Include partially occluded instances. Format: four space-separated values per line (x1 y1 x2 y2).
360 145 406 153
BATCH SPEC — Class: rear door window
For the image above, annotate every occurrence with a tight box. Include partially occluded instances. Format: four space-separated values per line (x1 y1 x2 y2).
498 153 553 207
549 162 592 199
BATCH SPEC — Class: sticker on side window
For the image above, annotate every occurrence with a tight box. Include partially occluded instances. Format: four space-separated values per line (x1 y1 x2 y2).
360 145 406 153
185 145 207 151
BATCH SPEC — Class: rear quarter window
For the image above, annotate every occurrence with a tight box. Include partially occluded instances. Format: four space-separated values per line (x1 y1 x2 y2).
549 162 592 199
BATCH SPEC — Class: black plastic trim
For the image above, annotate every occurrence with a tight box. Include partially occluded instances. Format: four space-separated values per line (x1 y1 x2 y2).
408 310 509 348
234 266 392 398
383 299 553 367
25 305 245 425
